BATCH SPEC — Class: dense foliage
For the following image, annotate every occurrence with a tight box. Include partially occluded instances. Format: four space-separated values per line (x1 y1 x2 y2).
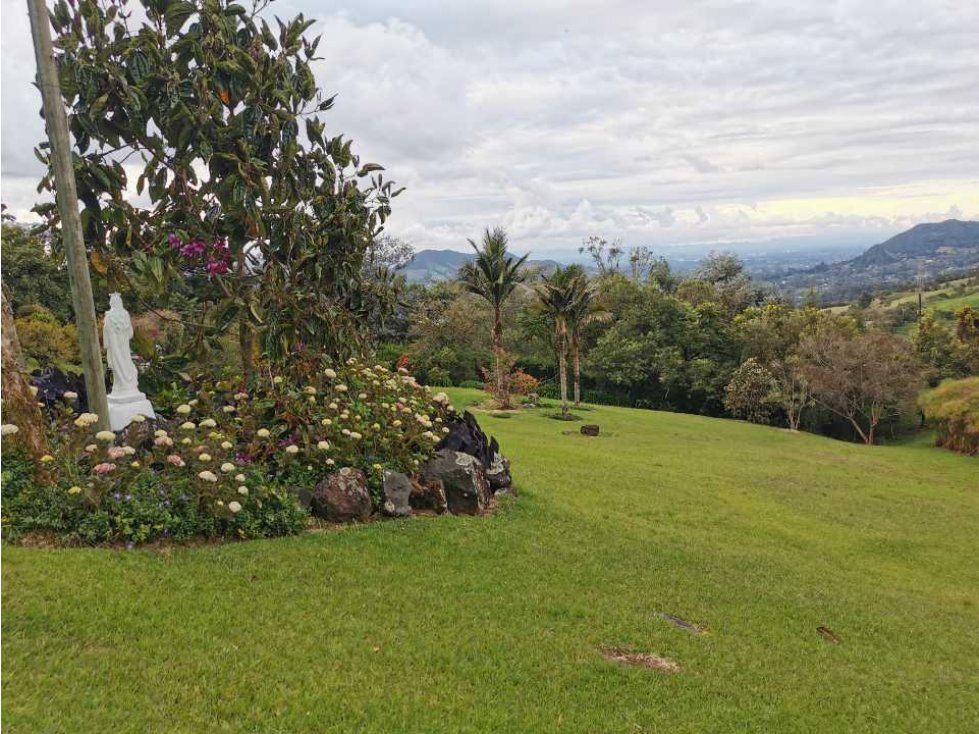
36 0 401 375
918 377 979 455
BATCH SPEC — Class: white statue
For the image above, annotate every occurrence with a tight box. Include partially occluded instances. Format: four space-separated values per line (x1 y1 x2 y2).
103 293 155 430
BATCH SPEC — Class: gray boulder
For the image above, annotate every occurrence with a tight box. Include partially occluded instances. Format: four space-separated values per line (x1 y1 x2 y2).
485 452 513 492
311 467 372 522
381 470 413 517
419 449 491 515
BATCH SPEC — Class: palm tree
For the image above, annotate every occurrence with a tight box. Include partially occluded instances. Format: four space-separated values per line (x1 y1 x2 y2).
458 227 528 407
537 266 581 415
564 269 610 407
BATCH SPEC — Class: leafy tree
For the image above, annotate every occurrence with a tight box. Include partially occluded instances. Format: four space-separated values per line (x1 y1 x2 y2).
798 329 925 445
724 358 778 424
768 358 812 431
0 224 72 322
458 227 527 407
564 269 609 406
537 266 580 414
37 0 401 377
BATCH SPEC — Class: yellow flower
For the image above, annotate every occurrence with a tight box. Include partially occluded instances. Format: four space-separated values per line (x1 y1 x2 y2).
40 454 55 463
257 428 271 438
200 418 217 428
321 418 333 426
180 421 196 430
67 486 83 495
95 430 116 442
273 376 284 385
176 404 192 415
198 453 212 462
130 414 146 423
74 413 99 428
317 440 330 450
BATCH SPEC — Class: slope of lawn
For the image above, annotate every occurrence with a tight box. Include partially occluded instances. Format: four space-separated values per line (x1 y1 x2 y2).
3 389 978 733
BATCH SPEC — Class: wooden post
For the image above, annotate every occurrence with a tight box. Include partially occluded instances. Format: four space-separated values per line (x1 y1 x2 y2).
26 0 109 429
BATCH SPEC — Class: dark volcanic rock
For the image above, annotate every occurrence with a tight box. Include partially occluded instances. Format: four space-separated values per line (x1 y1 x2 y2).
381 470 412 517
311 467 372 522
580 424 600 437
436 411 495 467
419 449 491 515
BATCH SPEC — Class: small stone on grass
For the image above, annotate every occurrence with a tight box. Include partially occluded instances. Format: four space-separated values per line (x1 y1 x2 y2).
599 646 680 673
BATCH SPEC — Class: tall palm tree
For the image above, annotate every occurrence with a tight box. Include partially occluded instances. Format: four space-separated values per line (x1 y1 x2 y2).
458 227 528 407
564 269 610 407
537 266 581 415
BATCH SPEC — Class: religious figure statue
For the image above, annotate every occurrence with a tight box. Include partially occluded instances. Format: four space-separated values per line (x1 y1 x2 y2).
104 293 140 396
103 293 155 429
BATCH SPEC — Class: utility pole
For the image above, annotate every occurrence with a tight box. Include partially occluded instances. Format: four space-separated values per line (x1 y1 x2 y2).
26 0 109 428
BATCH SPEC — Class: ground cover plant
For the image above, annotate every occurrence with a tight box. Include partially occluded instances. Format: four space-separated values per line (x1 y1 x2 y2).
3 389 977 732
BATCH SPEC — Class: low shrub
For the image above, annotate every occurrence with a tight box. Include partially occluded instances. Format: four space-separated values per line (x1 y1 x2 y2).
919 377 979 455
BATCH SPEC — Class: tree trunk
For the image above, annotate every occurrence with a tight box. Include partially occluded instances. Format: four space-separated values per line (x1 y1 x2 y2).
848 416 871 445
557 320 568 415
1 289 49 458
572 333 581 407
493 307 508 408
27 0 109 429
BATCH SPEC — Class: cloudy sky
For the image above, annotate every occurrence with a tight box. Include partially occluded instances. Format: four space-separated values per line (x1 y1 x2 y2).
2 0 977 254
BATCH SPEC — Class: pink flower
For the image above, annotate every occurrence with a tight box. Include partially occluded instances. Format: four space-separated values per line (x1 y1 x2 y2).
107 446 128 460
93 463 117 474
166 454 186 468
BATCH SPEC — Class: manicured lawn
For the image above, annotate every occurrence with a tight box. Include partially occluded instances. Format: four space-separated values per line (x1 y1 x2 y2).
3 389 977 732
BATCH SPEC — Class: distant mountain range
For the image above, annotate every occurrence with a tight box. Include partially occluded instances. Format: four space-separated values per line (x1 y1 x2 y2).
766 220 979 303
399 249 563 284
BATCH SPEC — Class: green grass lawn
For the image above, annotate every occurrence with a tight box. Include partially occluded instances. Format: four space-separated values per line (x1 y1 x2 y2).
3 389 978 733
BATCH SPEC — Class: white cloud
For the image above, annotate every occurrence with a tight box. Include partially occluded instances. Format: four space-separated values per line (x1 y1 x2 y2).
2 0 978 253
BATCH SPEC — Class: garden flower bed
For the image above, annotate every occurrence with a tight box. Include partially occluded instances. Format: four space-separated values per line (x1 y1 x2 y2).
2 357 509 547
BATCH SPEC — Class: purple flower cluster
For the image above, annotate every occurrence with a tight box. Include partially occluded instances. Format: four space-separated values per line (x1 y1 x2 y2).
167 233 232 276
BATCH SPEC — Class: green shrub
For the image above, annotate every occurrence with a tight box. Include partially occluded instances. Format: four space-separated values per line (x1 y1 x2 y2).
919 377 979 455
458 380 484 389
13 308 80 372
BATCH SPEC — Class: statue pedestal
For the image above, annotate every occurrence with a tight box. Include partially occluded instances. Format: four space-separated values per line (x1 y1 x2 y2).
107 391 156 431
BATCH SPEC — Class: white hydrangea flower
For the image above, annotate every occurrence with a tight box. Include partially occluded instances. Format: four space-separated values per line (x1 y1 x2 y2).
349 432 362 441
0 424 19 436
235 473 246 483
323 368 337 379
154 429 169 438
273 376 284 384
85 444 98 452
74 413 99 428
96 430 116 442
176 404 192 414
223 405 236 413
200 418 217 428
198 470 218 482
285 445 299 454
221 441 233 450
317 440 330 450
198 453 212 462
336 384 348 393
305 386 317 395
237 485 249 496
180 421 196 430
228 501 242 513
221 462 235 473
181 437 192 445
63 391 78 400
358 392 367 400
130 414 146 423
257 428 271 438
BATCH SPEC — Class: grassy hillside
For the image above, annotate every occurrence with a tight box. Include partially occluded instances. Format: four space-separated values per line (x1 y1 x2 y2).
3 390 977 733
